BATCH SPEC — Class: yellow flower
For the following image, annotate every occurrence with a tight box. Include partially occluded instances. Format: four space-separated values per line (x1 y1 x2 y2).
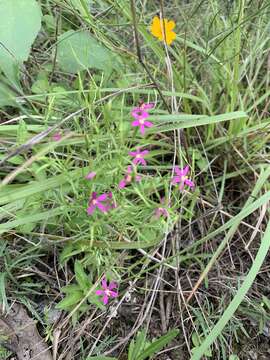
150 16 176 45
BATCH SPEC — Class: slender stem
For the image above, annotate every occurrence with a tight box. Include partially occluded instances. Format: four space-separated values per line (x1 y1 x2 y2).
130 0 170 113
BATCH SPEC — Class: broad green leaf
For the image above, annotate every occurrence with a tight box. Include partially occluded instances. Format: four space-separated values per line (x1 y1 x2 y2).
31 71 50 94
137 329 179 360
128 329 147 360
0 81 17 106
0 0 42 84
61 285 81 294
75 260 91 291
57 30 114 73
56 290 83 309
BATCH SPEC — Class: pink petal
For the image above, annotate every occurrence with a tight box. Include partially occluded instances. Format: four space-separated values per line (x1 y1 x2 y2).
131 106 140 113
140 125 145 135
85 171 96 180
131 109 149 120
110 291 118 298
87 205 95 215
119 179 126 189
126 165 132 174
101 278 108 289
179 181 185 191
111 201 117 209
182 165 190 176
96 289 104 296
142 103 154 110
155 209 162 218
135 175 142 182
162 208 169 217
97 202 108 213
52 133 61 141
132 120 140 127
171 176 181 185
174 166 183 176
109 281 118 290
103 295 109 305
144 121 153 128
128 151 137 157
91 192 98 200
140 158 147 166
141 150 149 156
132 158 140 165
97 194 107 201
185 179 195 188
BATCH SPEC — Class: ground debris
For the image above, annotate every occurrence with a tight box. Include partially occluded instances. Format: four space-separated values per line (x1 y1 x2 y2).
0 303 52 360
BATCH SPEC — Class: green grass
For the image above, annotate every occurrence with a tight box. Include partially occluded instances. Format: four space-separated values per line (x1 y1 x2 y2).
0 0 270 359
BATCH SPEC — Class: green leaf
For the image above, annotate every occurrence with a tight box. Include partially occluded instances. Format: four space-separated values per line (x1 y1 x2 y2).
0 80 17 107
0 207 63 234
262 295 270 311
137 329 179 360
68 0 92 13
0 0 42 84
56 290 83 309
75 260 91 291
60 284 81 294
229 356 240 360
31 71 50 94
16 119 28 145
128 329 147 360
0 273 8 312
148 111 247 133
56 30 114 73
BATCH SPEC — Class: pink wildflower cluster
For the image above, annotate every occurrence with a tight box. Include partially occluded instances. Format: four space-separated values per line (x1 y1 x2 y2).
84 101 196 306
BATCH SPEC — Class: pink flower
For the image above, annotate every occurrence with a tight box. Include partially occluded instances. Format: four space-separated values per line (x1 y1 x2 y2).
87 192 108 215
96 278 118 305
85 171 96 180
106 192 117 211
155 197 169 218
128 149 149 166
52 132 62 141
131 102 154 119
119 165 141 189
171 165 195 190
131 103 154 135
155 207 169 218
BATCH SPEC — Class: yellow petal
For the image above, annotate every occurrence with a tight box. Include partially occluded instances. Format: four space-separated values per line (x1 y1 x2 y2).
150 16 162 38
165 31 176 45
166 20 175 31
152 16 160 26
